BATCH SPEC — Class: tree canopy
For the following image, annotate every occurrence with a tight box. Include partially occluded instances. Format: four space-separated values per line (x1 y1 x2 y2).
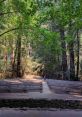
0 0 82 80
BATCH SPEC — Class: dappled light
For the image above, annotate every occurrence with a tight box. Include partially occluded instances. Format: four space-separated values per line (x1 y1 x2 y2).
0 75 42 93
1 0 82 114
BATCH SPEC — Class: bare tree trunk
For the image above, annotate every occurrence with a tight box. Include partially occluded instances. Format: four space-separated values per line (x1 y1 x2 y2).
60 28 68 80
11 40 18 77
16 35 21 77
11 49 15 77
69 42 75 80
76 29 80 80
69 21 75 80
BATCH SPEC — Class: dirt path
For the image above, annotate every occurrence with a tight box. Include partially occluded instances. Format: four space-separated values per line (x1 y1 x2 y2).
0 76 82 101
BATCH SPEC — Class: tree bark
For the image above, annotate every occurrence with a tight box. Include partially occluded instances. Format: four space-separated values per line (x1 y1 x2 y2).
60 28 68 80
69 21 75 80
76 29 80 80
16 35 21 77
69 42 75 80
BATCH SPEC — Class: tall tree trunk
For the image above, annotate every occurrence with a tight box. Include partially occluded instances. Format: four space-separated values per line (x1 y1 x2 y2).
11 49 15 77
69 42 75 80
60 28 68 80
69 21 75 80
76 29 80 80
16 35 21 77
11 40 18 77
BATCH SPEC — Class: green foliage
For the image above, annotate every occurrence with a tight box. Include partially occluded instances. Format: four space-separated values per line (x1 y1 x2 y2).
0 0 82 79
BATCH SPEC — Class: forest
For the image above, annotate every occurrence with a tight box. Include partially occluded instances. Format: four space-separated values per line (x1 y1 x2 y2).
0 0 82 81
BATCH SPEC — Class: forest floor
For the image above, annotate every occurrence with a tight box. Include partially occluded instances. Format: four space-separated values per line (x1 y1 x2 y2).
0 75 82 101
1 75 82 116
0 75 42 93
